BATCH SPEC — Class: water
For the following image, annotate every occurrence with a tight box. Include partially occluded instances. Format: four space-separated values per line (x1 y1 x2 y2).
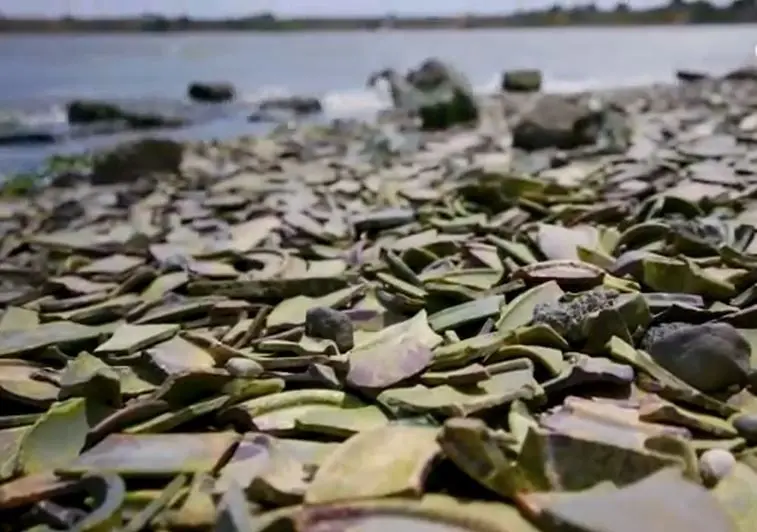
1 25 755 174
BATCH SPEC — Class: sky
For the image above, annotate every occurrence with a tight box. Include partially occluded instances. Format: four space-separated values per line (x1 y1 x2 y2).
2 0 677 18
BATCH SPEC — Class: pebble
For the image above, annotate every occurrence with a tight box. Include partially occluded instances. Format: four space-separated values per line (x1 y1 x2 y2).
305 307 354 353
699 449 736 487
224 357 263 378
732 413 757 444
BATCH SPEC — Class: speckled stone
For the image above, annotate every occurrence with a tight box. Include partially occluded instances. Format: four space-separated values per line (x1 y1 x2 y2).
305 307 354 353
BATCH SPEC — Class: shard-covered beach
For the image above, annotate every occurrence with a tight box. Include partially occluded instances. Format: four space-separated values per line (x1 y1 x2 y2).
0 56 757 530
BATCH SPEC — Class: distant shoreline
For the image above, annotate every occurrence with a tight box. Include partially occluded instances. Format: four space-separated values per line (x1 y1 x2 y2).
2 7 757 34
2 22 757 35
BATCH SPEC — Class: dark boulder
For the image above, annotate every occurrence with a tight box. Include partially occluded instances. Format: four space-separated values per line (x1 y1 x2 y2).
187 82 236 103
502 69 543 92
643 322 751 393
90 138 183 185
407 58 449 91
369 58 479 132
512 95 602 151
413 60 479 132
67 100 182 130
0 130 56 146
732 413 757 444
259 96 323 115
676 70 709 83
418 93 478 132
512 95 629 152
723 66 757 81
67 100 123 124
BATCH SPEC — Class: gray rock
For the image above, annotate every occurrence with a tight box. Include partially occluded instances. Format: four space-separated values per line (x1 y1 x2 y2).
305 307 354 353
512 95 608 151
0 130 56 146
90 138 183 185
732 413 757 444
188 82 236 103
414 60 479 132
723 66 757 81
645 322 751 393
640 322 690 352
406 58 449 91
369 58 479 132
501 69 543 93
676 70 710 83
158 254 190 273
225 357 263 378
67 100 183 130
699 449 735 487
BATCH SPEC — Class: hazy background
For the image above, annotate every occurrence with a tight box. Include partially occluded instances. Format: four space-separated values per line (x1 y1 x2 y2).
0 1 752 176
0 0 707 17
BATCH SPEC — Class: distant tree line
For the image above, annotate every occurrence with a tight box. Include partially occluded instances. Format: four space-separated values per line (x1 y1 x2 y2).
0 1 756 33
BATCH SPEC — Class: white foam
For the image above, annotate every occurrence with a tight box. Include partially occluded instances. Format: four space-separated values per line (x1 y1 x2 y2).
3 73 674 134
239 85 294 104
476 73 504 94
323 87 390 118
23 105 67 127
546 74 671 93
2 104 67 129
324 73 674 119
476 70 672 95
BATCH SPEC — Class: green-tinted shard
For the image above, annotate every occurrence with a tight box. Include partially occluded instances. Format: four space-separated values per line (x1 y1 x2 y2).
517 426 686 492
485 344 566 377
528 468 735 532
18 398 90 474
712 463 757 531
64 432 240 477
428 295 504 332
496 281 564 333
0 427 26 481
306 426 441 504
124 395 229 434
642 256 737 300
0 321 102 358
295 404 390 438
639 397 737 438
379 364 542 417
220 389 365 434
0 307 39 332
59 351 122 407
94 323 179 355
0 359 60 408
216 433 307 506
265 284 365 330
145 335 216 376
438 417 529 498
164 473 216 530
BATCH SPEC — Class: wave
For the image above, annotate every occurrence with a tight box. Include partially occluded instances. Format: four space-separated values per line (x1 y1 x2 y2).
0 73 674 132
0 104 67 130
243 72 674 118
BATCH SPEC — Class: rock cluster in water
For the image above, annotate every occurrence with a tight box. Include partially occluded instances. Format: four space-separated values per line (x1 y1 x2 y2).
1 59 757 530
